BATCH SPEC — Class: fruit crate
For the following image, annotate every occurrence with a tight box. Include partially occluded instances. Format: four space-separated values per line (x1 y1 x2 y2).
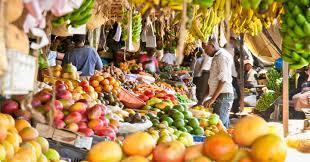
48 139 87 162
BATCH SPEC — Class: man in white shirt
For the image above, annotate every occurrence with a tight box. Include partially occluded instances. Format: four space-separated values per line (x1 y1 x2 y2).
161 49 176 65
202 38 234 128
244 59 258 88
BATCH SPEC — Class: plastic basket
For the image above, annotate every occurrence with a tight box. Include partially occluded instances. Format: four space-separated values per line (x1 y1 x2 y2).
48 139 87 162
118 88 145 109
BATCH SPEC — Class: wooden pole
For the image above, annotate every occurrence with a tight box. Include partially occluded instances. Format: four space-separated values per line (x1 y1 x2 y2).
239 34 245 112
282 62 289 136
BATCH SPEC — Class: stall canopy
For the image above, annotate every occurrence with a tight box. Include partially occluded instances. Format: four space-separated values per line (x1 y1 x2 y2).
245 25 282 64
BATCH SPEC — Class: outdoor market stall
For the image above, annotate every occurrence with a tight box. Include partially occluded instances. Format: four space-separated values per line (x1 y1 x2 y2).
0 0 309 162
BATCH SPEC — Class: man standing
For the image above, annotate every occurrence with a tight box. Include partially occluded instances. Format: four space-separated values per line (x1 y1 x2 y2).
62 34 103 76
244 59 258 88
202 38 234 128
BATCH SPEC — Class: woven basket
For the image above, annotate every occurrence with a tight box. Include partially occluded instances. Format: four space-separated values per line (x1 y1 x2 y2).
118 88 145 109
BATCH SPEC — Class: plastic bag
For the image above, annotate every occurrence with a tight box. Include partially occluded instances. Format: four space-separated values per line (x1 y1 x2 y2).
244 95 257 107
118 120 153 134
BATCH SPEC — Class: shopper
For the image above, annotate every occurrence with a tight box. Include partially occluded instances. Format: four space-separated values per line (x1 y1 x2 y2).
191 47 204 102
161 48 176 65
139 47 159 73
202 38 234 128
244 59 258 88
62 34 103 76
47 36 65 66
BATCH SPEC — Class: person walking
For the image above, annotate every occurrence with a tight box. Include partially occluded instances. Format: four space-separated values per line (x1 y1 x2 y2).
201 38 234 128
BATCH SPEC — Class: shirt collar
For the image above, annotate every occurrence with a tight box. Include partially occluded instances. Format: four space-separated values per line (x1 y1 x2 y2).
214 48 222 56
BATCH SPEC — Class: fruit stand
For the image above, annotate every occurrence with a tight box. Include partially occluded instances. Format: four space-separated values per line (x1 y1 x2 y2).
0 0 310 162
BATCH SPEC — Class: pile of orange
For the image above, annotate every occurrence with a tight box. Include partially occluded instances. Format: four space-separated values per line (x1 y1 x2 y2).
90 75 121 95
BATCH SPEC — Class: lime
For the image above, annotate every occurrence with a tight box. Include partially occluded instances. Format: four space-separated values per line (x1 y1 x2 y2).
160 114 169 122
208 114 220 125
178 127 188 132
185 126 194 133
173 119 185 128
161 116 174 126
163 106 172 113
143 105 152 110
172 111 185 120
147 113 156 119
168 109 178 116
173 105 185 112
151 119 160 126
157 111 165 118
193 127 204 136
184 119 189 124
182 110 193 119
188 118 200 128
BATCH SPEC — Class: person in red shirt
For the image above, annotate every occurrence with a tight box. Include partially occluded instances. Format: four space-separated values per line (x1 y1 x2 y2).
139 48 159 73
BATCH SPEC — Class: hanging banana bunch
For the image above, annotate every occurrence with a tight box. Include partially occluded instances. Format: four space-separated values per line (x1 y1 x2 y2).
258 2 284 28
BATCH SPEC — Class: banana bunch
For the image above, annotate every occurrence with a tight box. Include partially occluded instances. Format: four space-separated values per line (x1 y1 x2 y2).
132 12 142 43
189 0 226 41
259 2 284 28
281 0 310 69
230 5 263 36
52 0 95 28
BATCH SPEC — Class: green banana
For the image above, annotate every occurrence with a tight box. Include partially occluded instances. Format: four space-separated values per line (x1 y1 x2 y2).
71 13 92 27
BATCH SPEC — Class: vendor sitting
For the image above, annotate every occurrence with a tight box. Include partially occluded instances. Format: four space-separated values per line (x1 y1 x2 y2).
244 60 257 88
293 66 310 110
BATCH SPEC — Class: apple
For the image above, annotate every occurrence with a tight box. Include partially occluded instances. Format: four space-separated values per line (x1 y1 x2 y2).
55 84 67 92
54 120 65 129
81 113 89 122
64 112 82 124
153 141 186 162
77 122 88 130
1 99 19 114
69 102 87 114
79 80 89 87
101 118 110 126
88 119 104 131
95 126 116 140
88 105 102 120
59 99 75 109
56 90 73 100
144 90 155 98
66 123 79 132
31 97 42 107
44 100 63 112
54 110 64 121
77 99 89 107
79 128 94 137
35 91 52 103
138 95 149 102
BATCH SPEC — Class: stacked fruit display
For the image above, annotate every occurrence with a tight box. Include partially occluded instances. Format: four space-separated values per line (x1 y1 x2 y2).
52 0 95 28
123 110 148 124
0 113 61 162
89 74 122 96
48 64 80 81
98 92 123 107
138 89 177 104
84 115 286 162
281 0 310 69
147 105 206 136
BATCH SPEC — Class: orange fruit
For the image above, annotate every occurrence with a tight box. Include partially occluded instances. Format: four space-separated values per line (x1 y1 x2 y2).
250 134 286 162
0 125 8 142
100 79 110 86
203 132 238 161
121 156 149 162
91 80 100 87
94 86 102 93
123 132 155 157
184 144 203 161
103 85 113 93
233 115 269 147
15 119 31 132
19 127 39 142
87 141 123 162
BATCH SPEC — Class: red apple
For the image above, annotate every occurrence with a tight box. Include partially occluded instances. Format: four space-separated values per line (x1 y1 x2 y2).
59 99 75 109
35 91 52 103
138 95 149 102
54 110 64 121
54 119 66 129
77 99 89 107
153 141 186 162
79 80 89 87
44 100 63 112
31 97 42 107
56 90 73 100
14 109 31 120
69 102 87 114
95 126 116 140
88 105 102 120
88 119 104 131
79 128 94 137
66 123 79 132
64 112 82 124
144 90 155 98
56 84 67 92
101 117 110 126
1 99 19 114
81 113 89 122
77 122 88 130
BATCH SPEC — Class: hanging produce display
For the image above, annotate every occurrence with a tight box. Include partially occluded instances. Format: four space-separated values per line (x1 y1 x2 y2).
52 0 95 28
281 0 310 69
122 9 142 44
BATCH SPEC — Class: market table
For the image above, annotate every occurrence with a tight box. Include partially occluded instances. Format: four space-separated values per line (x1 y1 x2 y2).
286 148 310 162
